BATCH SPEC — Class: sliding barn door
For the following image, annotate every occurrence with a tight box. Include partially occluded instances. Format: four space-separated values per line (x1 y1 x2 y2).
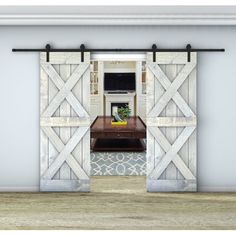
40 52 91 192
146 52 197 192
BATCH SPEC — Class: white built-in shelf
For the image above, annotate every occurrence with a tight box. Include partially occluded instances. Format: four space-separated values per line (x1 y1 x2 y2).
90 61 99 95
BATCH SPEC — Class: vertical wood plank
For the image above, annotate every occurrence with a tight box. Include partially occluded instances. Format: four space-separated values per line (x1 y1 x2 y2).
188 53 197 177
155 64 166 180
40 62 49 176
146 130 155 178
59 64 71 180
82 66 91 176
146 62 155 176
177 63 189 180
165 64 177 180
71 64 83 179
48 64 60 180
176 64 185 180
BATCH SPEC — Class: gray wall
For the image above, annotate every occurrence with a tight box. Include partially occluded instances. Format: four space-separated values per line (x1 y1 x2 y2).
0 25 234 191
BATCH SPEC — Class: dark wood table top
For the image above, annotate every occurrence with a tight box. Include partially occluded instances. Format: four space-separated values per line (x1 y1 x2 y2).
91 116 146 132
90 116 146 151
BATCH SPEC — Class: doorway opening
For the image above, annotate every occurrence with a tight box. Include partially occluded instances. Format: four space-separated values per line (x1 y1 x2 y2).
89 53 147 176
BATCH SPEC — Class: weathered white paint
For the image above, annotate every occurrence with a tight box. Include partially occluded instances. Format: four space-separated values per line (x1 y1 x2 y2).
146 52 197 192
40 52 90 192
147 117 197 127
40 117 91 127
147 180 196 192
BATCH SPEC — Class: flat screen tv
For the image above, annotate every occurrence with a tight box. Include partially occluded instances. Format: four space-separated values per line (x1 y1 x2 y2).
104 73 135 91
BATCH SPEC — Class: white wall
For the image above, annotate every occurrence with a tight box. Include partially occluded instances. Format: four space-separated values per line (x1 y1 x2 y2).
0 25 234 191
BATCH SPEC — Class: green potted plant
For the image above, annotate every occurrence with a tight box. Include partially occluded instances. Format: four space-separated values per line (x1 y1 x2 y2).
117 105 131 121
112 105 131 125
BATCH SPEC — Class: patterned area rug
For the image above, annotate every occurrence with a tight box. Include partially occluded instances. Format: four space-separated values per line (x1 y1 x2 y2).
91 152 146 176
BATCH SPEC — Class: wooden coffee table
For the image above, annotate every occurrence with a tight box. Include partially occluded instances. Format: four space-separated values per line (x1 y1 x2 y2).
91 116 146 152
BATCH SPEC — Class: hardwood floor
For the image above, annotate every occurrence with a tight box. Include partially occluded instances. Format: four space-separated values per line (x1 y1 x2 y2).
0 176 236 229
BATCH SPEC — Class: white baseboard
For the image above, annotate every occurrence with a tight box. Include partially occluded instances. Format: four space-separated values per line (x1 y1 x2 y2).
199 186 236 192
0 186 39 192
0 186 236 192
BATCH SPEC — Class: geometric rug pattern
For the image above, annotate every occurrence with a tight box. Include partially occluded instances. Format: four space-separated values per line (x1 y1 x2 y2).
91 152 146 176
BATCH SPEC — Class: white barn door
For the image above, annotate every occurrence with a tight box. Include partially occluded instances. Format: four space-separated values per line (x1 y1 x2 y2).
40 52 91 192
146 52 197 192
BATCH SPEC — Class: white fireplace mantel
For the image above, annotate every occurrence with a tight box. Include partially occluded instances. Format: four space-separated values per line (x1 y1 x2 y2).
104 92 136 116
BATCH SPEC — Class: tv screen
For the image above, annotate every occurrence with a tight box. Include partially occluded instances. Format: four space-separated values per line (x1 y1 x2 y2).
104 73 135 91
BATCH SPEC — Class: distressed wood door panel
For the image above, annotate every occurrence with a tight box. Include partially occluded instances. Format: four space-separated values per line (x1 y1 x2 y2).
146 52 197 192
40 52 91 192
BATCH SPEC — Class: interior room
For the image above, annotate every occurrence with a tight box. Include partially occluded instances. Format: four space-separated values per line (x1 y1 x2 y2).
90 58 147 176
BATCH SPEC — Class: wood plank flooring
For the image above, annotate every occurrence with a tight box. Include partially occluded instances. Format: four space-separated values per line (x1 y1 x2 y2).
0 176 236 229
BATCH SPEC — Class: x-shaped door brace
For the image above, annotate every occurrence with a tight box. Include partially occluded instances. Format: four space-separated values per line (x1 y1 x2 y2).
41 62 90 118
41 126 89 180
148 126 196 180
147 63 196 117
